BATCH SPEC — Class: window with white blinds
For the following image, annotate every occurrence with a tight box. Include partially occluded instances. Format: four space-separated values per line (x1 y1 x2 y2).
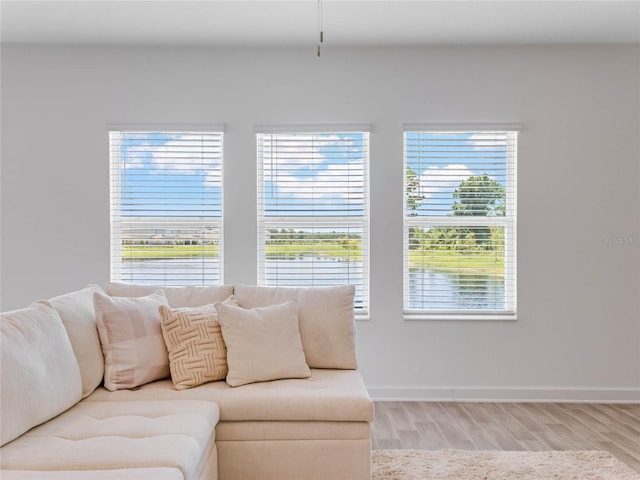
109 130 223 285
404 129 517 317
257 130 369 312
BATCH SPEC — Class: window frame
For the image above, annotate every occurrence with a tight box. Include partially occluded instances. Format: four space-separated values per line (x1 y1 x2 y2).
402 125 519 321
109 125 225 286
255 125 371 315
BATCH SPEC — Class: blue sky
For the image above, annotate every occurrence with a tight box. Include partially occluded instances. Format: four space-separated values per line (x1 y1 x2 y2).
405 132 509 216
116 132 222 217
260 132 367 217
115 131 510 219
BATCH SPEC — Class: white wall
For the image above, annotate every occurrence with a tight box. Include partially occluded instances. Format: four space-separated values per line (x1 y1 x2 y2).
2 45 639 400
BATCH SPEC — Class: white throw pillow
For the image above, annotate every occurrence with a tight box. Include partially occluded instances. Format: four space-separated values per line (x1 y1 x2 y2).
0 302 83 446
233 285 357 369
94 290 169 391
106 282 234 308
215 299 311 387
43 284 105 398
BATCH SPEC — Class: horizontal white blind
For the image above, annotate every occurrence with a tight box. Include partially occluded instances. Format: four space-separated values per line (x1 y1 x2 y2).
257 132 369 311
404 130 517 316
110 131 223 285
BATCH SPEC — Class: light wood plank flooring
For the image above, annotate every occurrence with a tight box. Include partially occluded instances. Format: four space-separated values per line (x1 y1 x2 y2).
372 401 640 473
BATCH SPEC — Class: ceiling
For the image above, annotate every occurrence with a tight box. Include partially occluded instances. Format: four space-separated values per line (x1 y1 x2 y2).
2 0 640 47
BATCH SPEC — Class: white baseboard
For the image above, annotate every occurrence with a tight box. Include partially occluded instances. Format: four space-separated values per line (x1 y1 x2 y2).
367 385 640 403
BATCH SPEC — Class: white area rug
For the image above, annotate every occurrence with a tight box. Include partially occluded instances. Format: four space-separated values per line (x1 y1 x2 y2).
371 449 640 480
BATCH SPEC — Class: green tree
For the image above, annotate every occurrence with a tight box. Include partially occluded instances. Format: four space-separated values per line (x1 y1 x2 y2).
409 174 506 252
406 168 424 214
408 226 425 250
452 174 505 217
451 174 505 249
406 167 425 249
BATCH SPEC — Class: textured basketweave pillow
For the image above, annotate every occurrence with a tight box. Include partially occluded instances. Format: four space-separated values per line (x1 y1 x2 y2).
94 290 169 391
159 297 238 390
215 299 311 387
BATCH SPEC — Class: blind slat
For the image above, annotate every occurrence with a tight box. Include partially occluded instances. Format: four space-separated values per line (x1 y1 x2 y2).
110 130 224 286
257 132 369 311
404 130 517 315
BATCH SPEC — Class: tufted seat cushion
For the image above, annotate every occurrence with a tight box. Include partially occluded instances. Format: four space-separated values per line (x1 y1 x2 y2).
0 469 183 480
0 400 219 480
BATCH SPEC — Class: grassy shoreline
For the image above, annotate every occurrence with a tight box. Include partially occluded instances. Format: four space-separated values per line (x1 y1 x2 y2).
408 250 504 275
265 244 362 259
121 244 504 276
122 245 219 259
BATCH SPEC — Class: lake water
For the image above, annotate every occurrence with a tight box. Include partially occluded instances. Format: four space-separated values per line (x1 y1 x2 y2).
407 268 505 310
122 256 504 310
120 257 221 286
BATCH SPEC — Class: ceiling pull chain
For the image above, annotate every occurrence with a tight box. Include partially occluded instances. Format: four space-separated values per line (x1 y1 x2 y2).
317 0 324 57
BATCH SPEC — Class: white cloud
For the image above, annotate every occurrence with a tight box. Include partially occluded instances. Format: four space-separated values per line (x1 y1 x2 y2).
273 162 363 202
150 134 221 172
261 133 342 173
121 141 154 169
124 133 220 170
125 134 222 189
418 164 474 199
262 133 365 205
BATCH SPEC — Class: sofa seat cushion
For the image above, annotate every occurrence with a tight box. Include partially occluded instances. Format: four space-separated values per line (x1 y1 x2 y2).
0 469 183 480
85 369 374 423
0 400 219 480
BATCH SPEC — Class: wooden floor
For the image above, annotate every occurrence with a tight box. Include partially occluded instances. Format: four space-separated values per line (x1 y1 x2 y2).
372 401 640 473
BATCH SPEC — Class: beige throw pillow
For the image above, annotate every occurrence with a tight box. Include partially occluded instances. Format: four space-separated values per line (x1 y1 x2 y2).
215 299 311 387
233 284 357 369
159 297 238 390
94 290 169 391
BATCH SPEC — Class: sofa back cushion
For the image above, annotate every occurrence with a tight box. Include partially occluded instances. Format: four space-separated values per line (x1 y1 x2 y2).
0 302 83 446
106 282 234 308
233 285 357 369
43 285 105 398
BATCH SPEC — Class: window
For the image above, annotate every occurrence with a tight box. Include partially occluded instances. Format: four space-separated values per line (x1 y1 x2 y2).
404 128 517 318
256 129 369 312
109 129 223 285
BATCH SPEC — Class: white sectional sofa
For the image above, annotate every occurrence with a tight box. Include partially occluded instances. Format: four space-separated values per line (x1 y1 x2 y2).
0 283 373 480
